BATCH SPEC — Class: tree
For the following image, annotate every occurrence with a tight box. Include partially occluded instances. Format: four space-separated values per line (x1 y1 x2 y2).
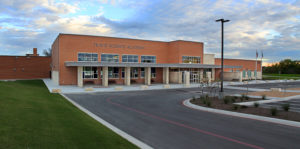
263 59 300 74
43 48 52 56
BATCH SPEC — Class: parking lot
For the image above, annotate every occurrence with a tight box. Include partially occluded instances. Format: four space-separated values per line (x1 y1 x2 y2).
64 88 300 149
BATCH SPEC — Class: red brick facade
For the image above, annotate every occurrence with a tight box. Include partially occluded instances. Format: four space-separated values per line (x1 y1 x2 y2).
0 56 51 80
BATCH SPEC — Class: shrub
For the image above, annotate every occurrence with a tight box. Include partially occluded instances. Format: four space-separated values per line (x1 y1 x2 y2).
232 96 238 103
205 94 209 100
223 96 231 104
192 96 196 102
206 100 211 107
231 98 236 103
240 94 246 101
281 104 290 111
241 105 248 109
245 95 249 100
262 95 266 100
233 105 239 110
253 102 259 108
271 107 278 116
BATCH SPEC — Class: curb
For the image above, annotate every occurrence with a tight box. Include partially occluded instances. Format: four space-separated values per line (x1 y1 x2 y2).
183 98 300 128
60 93 153 149
235 95 300 106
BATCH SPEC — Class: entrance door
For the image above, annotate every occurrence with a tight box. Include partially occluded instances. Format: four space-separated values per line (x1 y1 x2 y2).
190 73 199 83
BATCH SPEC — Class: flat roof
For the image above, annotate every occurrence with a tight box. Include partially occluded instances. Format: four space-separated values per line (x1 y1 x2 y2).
65 61 241 69
58 33 204 44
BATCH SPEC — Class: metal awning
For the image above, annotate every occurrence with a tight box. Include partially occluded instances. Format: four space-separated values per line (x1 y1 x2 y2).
65 61 241 69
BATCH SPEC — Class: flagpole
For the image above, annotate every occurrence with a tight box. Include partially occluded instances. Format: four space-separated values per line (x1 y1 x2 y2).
261 50 263 79
255 50 258 81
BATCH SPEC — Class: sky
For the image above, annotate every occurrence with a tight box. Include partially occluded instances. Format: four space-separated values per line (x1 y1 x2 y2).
0 0 299 65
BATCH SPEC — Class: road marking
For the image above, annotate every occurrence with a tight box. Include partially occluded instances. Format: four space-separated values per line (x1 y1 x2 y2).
107 98 264 149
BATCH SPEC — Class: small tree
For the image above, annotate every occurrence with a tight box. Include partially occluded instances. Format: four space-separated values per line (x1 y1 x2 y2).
281 104 290 112
271 107 278 116
43 48 52 56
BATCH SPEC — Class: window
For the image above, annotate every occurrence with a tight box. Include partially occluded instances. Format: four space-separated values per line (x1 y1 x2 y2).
141 56 156 63
182 56 201 64
243 70 246 77
140 68 145 78
122 55 138 63
101 54 119 63
248 70 252 77
83 67 98 79
131 67 139 78
121 68 125 78
254 70 257 77
78 53 98 61
151 68 156 78
108 67 119 78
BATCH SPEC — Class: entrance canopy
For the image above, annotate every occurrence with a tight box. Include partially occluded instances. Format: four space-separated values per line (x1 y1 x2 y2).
65 61 241 69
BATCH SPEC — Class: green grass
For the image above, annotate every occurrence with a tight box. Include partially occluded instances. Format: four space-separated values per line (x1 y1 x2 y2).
0 80 138 149
262 73 300 80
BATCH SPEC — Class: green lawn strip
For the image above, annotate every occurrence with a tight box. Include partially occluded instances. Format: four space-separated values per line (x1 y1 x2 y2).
263 73 300 77
0 80 138 149
262 73 300 80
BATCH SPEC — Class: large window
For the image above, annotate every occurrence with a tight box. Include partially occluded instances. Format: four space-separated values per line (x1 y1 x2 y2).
108 67 119 78
131 67 139 78
101 54 119 63
141 56 156 63
182 56 201 64
151 68 156 78
140 68 145 78
78 53 98 61
121 68 125 78
122 55 138 63
83 67 98 79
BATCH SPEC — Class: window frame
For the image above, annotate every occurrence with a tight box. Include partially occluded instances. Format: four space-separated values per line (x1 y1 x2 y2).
122 54 139 63
182 56 201 64
141 55 156 63
101 53 119 63
83 67 98 79
78 52 98 62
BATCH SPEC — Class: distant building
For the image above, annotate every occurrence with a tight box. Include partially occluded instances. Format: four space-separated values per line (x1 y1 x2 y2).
0 48 51 80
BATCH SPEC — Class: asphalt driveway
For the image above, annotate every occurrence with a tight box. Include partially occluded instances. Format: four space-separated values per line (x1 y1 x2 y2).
65 88 300 149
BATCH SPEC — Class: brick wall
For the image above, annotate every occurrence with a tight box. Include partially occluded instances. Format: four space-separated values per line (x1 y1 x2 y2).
0 56 51 79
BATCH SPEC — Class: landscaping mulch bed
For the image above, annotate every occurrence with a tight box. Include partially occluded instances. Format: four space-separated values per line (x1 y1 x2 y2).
191 96 300 122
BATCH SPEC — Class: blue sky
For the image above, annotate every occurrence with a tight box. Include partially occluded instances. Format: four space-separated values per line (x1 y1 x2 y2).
0 0 299 65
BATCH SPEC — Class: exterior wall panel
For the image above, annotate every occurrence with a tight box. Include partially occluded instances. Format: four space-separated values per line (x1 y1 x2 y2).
0 56 51 79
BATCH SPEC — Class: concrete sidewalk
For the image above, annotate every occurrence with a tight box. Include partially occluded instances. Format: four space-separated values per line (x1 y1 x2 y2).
43 79 203 93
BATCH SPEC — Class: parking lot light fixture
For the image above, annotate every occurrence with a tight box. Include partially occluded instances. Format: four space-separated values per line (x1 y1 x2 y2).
216 18 230 93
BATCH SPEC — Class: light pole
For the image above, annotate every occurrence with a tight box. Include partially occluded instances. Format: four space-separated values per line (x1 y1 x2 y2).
216 18 230 93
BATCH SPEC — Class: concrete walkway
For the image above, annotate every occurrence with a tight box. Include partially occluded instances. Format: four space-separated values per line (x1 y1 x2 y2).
43 79 204 93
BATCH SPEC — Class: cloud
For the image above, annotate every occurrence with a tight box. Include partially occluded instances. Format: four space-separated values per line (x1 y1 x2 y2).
0 0 299 62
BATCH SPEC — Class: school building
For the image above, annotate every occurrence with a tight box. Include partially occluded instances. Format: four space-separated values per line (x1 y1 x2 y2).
51 33 262 87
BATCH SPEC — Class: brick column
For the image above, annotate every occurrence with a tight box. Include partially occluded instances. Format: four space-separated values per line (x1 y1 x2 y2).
163 67 169 84
206 72 211 84
184 71 190 86
102 66 108 87
145 67 151 85
125 67 131 86
212 68 215 81
200 69 204 82
77 66 83 87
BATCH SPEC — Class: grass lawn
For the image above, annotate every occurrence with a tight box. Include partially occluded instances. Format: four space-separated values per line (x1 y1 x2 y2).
262 73 300 80
0 80 138 149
